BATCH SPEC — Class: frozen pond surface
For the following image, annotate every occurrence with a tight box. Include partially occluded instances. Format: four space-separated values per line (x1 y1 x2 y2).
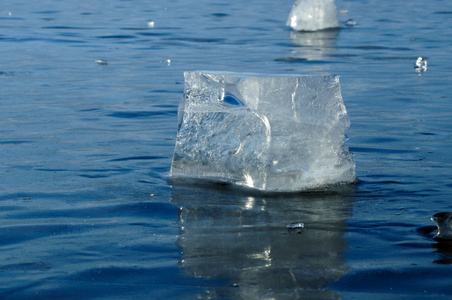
1 0 452 298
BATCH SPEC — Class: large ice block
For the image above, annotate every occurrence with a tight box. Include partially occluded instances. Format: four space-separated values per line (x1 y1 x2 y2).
170 71 356 192
287 0 339 32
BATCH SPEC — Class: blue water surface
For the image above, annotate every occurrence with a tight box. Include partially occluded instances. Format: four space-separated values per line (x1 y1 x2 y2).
1 0 452 298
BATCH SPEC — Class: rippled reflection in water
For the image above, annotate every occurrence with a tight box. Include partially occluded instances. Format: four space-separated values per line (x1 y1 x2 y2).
172 185 355 298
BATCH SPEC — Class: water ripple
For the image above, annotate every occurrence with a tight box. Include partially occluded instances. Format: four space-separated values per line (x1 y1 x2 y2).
106 111 177 118
108 155 167 162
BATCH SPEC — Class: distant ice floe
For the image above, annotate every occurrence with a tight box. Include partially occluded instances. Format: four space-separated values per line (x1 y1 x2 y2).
287 0 339 31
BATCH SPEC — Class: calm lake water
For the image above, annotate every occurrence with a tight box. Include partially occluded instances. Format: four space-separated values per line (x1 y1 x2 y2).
1 0 452 298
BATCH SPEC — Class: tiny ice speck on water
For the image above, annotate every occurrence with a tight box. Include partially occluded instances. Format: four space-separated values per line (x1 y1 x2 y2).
95 59 108 65
287 222 304 229
147 21 155 28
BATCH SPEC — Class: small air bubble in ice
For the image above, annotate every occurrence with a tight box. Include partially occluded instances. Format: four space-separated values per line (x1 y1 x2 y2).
414 56 427 72
345 19 356 27
95 59 108 65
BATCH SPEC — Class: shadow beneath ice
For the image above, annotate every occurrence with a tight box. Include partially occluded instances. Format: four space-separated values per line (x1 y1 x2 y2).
433 241 452 264
170 184 356 299
168 176 359 197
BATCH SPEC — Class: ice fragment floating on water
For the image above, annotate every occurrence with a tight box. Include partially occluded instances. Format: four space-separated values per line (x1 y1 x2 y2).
287 222 304 230
287 222 305 234
414 56 427 72
432 212 452 240
95 59 108 65
170 71 356 192
345 19 356 27
287 0 339 31
287 222 305 229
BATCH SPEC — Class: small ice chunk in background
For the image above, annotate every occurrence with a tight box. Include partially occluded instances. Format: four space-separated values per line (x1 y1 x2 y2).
345 19 356 27
287 222 304 229
432 212 452 240
414 56 427 72
287 0 339 32
287 222 304 234
170 71 356 193
95 59 108 65
147 21 155 28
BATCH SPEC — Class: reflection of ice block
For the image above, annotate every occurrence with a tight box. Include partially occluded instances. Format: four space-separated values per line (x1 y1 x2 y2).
171 189 354 298
287 0 339 32
170 71 355 192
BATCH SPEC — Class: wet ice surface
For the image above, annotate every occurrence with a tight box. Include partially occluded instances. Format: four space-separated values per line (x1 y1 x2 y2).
1 0 452 298
171 71 355 192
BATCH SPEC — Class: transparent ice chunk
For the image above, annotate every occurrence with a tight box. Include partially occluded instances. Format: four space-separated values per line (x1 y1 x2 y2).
287 0 339 32
170 71 356 192
414 56 427 73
